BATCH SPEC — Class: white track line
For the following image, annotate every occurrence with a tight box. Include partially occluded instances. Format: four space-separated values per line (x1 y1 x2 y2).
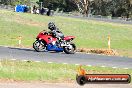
11 59 16 61
112 67 117 69
5 58 130 70
75 64 80 66
35 61 40 63
48 62 53 64
22 60 28 62
63 63 68 65
124 68 129 69
101 66 106 68
86 65 92 67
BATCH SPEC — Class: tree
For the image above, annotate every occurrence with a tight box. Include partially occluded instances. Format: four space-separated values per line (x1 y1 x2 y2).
64 0 77 12
39 0 77 12
72 0 90 17
0 0 30 6
107 0 132 17
90 0 132 17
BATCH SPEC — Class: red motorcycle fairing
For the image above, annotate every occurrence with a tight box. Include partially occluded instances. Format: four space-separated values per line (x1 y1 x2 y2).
64 36 75 41
37 32 57 44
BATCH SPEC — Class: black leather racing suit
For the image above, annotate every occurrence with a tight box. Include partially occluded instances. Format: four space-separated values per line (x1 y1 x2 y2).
50 27 64 40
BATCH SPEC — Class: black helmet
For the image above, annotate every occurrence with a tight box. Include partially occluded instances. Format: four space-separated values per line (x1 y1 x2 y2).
48 22 56 31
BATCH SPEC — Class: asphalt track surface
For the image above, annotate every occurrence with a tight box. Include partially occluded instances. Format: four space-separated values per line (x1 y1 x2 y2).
56 14 132 25
0 46 132 69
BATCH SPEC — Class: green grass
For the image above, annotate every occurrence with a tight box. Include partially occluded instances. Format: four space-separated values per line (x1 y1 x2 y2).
0 10 132 57
0 59 132 82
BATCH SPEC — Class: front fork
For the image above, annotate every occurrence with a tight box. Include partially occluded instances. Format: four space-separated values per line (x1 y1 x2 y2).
61 41 73 49
37 39 45 47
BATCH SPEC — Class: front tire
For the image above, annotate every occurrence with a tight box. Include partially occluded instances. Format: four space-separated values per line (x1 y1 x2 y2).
63 43 76 54
33 40 46 52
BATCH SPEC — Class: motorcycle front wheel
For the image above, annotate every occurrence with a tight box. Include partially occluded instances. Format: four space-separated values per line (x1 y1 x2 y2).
63 43 76 54
33 40 46 52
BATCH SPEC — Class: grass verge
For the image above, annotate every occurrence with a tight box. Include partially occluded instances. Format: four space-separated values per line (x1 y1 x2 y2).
0 59 132 83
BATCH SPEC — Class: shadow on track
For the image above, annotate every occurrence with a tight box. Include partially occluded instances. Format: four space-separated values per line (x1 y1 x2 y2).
8 47 67 54
8 47 35 52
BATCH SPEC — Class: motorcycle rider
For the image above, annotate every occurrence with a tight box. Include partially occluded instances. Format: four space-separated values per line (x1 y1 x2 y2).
48 22 64 45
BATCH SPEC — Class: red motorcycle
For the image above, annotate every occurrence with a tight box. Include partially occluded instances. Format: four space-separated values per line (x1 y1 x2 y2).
33 31 76 54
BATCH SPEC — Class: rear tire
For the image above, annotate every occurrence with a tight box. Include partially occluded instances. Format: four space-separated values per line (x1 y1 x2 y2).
33 40 46 52
63 43 76 54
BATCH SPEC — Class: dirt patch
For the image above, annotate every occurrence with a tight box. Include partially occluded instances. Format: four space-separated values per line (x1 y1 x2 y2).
77 48 119 56
0 78 74 84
